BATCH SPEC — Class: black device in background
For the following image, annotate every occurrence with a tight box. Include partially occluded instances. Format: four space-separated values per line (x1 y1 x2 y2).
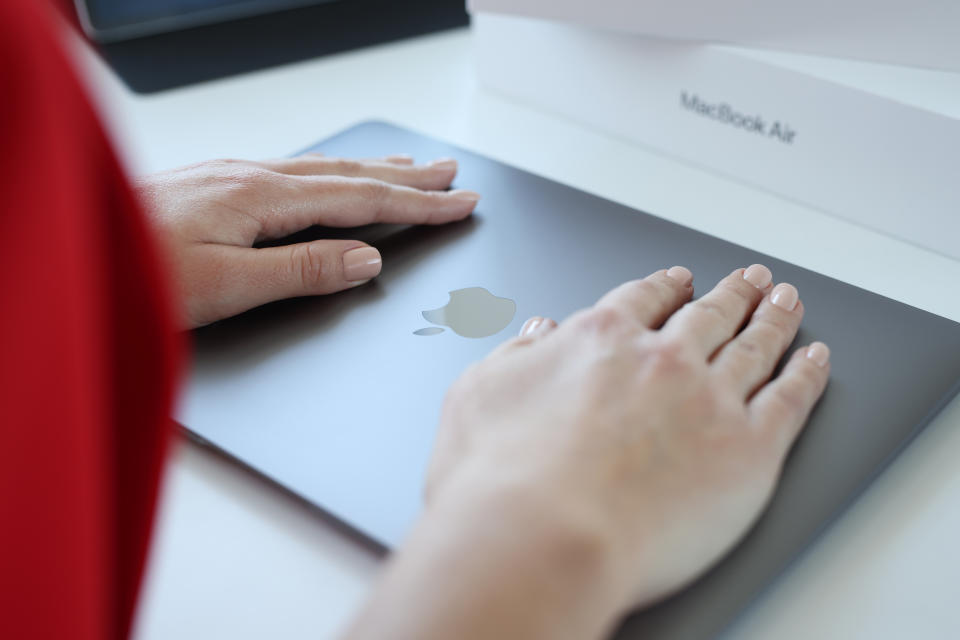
76 0 470 93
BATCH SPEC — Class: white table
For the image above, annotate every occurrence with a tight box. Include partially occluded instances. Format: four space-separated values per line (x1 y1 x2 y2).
72 26 960 640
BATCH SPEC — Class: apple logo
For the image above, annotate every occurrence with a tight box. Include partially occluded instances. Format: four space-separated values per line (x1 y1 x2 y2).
414 287 517 338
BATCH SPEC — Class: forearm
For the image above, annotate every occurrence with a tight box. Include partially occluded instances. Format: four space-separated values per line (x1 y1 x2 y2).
342 483 626 640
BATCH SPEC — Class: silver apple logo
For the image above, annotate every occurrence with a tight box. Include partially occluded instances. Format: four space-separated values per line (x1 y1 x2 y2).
414 287 517 338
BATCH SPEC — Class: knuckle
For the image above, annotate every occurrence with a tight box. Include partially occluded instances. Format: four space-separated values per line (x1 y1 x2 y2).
733 336 763 357
333 159 363 176
643 339 691 377
774 379 810 413
720 278 758 304
578 306 629 333
747 322 788 351
206 158 246 168
756 305 799 332
625 278 661 299
290 243 329 291
354 177 390 201
694 299 730 323
217 166 274 198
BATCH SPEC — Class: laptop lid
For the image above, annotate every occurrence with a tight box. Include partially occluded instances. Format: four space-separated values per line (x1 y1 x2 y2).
180 121 960 639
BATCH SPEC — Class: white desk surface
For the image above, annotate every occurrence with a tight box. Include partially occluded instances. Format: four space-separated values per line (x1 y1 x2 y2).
72 26 960 640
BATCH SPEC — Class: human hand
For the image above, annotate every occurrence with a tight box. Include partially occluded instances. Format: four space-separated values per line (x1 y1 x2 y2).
136 154 479 328
424 265 829 626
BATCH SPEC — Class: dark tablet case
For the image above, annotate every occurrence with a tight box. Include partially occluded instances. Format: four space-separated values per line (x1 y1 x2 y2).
83 0 469 93
180 121 960 639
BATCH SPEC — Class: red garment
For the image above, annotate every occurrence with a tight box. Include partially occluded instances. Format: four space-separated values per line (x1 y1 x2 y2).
0 2 182 640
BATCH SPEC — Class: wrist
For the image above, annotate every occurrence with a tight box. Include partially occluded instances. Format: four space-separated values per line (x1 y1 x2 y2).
419 477 630 637
345 469 635 640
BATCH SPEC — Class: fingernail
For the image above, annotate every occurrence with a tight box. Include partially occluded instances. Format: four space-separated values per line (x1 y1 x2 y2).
386 154 413 163
742 264 773 289
449 189 481 203
771 283 799 310
806 341 830 367
343 247 382 283
665 266 693 286
429 158 458 171
520 317 544 336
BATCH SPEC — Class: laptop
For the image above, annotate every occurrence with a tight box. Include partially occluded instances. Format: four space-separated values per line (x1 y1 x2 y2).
180 121 960 639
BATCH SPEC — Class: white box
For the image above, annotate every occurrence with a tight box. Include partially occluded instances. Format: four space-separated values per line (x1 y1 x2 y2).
473 14 960 260
469 0 960 71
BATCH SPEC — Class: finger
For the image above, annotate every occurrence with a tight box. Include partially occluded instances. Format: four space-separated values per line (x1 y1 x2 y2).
519 316 558 338
490 316 558 358
711 283 804 398
750 342 831 456
203 240 383 317
594 266 694 329
255 177 480 237
338 154 415 165
260 155 458 190
357 155 414 165
383 154 414 165
661 264 773 358
280 152 412 164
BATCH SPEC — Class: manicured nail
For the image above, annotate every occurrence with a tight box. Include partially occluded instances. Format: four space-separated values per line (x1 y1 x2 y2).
449 189 481 203
666 266 693 286
343 247 382 283
771 283 799 310
743 264 773 289
520 317 544 336
806 341 830 367
429 158 458 171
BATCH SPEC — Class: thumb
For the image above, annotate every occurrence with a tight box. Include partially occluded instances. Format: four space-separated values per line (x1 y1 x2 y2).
183 240 383 326
263 239 382 295
232 239 382 309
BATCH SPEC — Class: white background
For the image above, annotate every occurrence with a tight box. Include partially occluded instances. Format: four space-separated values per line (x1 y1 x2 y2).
70 25 960 640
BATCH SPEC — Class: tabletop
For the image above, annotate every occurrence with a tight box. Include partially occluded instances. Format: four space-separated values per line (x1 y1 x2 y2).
69 24 960 640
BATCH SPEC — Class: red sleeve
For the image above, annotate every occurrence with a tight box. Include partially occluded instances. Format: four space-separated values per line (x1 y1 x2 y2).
0 2 183 640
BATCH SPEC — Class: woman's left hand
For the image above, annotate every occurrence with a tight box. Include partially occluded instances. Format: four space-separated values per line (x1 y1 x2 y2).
136 153 479 328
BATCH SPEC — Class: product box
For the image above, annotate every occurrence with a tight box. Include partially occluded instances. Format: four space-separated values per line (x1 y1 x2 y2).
473 13 960 260
469 0 960 71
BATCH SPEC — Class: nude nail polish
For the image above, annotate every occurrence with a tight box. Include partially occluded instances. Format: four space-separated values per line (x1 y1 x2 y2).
807 342 830 367
666 266 693 285
520 317 544 336
743 264 773 289
343 247 382 283
449 189 481 203
771 283 799 310
430 158 458 171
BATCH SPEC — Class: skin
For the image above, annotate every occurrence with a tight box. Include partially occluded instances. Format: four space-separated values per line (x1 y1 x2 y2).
345 268 829 639
137 153 480 328
142 155 829 640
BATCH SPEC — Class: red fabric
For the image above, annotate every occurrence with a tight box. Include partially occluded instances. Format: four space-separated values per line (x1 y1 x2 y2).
0 2 182 640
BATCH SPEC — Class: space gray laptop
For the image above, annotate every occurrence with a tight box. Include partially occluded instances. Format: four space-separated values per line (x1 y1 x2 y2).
180 121 960 639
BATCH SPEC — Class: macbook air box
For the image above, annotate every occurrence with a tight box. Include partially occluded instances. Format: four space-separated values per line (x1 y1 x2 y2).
469 0 960 71
472 13 960 260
